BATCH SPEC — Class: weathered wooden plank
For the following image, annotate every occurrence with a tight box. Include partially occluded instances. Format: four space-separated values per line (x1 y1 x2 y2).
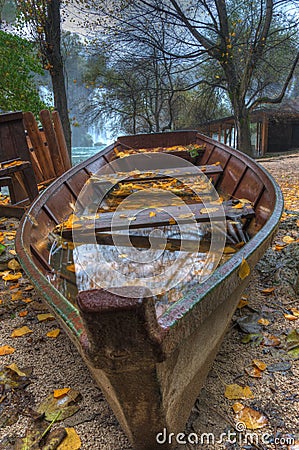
23 111 56 181
91 164 223 186
39 110 65 176
52 111 72 171
60 202 255 238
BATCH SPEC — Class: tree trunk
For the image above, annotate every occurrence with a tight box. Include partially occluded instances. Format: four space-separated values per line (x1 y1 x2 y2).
235 113 253 156
44 0 72 159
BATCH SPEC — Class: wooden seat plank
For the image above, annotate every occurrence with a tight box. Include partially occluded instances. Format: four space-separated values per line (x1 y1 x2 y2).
60 201 254 239
91 164 223 187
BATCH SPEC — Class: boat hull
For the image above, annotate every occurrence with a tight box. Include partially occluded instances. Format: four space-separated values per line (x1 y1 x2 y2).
16 131 283 450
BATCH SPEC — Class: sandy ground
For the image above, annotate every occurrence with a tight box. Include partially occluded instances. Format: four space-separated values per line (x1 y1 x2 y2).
0 154 298 450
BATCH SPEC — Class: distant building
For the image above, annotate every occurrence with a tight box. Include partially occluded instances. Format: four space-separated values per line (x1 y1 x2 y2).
198 105 299 155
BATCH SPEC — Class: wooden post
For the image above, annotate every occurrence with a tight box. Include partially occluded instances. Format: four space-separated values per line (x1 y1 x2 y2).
261 113 269 156
52 111 72 170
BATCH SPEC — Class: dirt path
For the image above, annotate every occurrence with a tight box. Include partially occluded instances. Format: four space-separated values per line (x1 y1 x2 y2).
0 154 298 449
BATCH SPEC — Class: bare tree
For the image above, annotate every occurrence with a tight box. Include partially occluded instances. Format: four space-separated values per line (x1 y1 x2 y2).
80 0 299 154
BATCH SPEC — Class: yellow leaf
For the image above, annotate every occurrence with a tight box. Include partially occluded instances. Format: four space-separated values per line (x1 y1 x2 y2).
223 246 237 254
225 384 254 400
169 218 176 225
235 406 268 430
232 402 244 413
149 211 156 217
8 249 17 256
3 272 22 281
11 326 33 337
258 318 270 326
6 363 26 377
282 235 295 244
290 308 299 317
245 365 263 378
261 287 275 295
47 328 61 338
37 313 55 322
238 258 250 280
57 427 81 450
252 359 267 371
200 207 219 214
232 202 244 209
284 314 298 321
118 254 128 259
19 310 28 317
53 388 71 398
178 213 194 219
22 297 33 303
11 291 23 301
127 216 137 222
7 259 21 271
237 297 249 309
66 264 76 273
0 345 15 355
24 284 34 291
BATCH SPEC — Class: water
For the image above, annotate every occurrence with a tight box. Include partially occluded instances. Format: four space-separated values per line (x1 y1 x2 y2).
71 145 106 166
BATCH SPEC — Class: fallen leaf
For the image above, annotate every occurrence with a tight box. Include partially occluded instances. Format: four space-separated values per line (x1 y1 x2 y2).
235 406 268 429
237 298 249 309
258 318 270 326
261 287 276 295
149 211 156 217
57 427 81 450
38 389 81 421
8 249 17 256
0 345 15 355
24 284 34 291
282 235 295 244
54 388 71 398
7 258 21 271
267 361 292 372
225 384 254 400
223 246 237 254
200 207 219 214
232 402 244 413
245 366 263 378
252 359 267 371
19 310 28 317
263 334 281 347
241 333 264 345
169 218 176 225
6 363 26 377
11 291 23 301
11 326 33 337
238 258 250 280
290 308 299 317
47 328 61 338
22 297 33 303
284 314 298 321
3 272 23 281
37 313 55 322
66 264 76 273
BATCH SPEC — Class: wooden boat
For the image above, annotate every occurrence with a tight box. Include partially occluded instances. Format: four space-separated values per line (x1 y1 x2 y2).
16 130 283 450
